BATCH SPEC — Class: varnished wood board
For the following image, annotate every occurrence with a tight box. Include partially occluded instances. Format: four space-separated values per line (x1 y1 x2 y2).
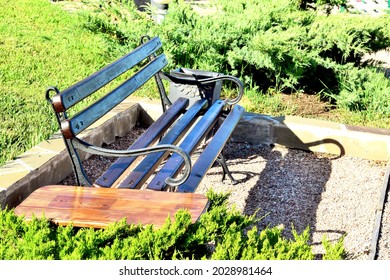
14 185 210 228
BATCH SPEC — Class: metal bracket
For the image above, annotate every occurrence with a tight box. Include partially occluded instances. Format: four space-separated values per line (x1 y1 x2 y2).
72 137 192 187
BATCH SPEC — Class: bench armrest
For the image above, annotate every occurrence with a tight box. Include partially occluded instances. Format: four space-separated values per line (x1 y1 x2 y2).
161 72 244 105
73 138 192 187
198 75 244 105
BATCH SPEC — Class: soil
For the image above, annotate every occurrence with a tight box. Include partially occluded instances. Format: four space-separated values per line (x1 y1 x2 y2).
280 93 332 117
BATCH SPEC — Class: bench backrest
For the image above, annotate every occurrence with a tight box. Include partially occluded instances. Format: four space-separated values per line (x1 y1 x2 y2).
45 36 168 185
46 36 165 139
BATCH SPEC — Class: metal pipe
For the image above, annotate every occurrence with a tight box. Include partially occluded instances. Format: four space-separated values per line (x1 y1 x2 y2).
369 158 390 259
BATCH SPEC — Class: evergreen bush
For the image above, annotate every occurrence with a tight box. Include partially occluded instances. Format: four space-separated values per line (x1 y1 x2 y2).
82 0 390 123
0 190 345 260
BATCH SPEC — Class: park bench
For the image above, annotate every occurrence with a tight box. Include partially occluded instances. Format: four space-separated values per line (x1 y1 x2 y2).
14 36 245 228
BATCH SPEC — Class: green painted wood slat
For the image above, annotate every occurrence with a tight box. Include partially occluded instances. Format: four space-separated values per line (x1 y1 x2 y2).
94 97 190 188
64 54 167 138
54 37 162 112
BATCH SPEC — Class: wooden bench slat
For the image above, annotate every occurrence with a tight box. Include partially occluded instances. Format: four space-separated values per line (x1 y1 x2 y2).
54 37 162 112
14 185 210 229
116 99 209 189
177 105 245 193
146 100 227 191
64 54 167 138
94 97 190 188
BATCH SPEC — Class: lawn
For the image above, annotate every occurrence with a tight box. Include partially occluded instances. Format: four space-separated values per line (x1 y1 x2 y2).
0 0 128 165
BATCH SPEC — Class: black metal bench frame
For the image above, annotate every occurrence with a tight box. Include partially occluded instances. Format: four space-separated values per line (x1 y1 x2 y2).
45 36 245 192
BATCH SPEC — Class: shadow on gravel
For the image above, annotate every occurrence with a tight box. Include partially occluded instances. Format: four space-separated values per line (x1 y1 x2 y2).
232 118 346 247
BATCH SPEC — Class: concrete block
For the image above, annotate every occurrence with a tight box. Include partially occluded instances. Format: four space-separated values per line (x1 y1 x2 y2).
232 114 390 161
230 112 276 145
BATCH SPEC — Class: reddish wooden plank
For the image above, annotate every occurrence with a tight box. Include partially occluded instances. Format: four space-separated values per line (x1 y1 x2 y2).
14 185 209 229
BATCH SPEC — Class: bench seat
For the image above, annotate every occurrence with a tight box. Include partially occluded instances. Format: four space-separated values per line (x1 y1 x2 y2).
14 185 209 228
95 98 244 191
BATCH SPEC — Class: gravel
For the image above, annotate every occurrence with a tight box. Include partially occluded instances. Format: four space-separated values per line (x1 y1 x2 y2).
197 142 389 260
61 127 389 260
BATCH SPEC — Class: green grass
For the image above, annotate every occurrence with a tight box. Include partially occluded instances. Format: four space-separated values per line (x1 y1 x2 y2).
0 0 127 165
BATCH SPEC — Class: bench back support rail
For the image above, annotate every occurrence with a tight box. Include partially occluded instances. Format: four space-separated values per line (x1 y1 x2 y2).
44 35 245 191
45 36 191 187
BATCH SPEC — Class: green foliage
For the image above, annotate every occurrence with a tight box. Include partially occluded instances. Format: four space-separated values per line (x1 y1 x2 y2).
237 225 314 260
242 87 296 116
321 235 346 260
326 66 390 120
0 210 56 259
1 0 389 165
0 192 345 260
80 0 154 47
148 0 390 126
0 0 127 165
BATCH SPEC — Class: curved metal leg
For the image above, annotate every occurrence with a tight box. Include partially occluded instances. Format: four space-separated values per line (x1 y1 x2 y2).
216 153 238 185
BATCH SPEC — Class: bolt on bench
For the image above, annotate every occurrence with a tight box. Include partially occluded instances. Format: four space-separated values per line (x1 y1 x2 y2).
15 36 245 228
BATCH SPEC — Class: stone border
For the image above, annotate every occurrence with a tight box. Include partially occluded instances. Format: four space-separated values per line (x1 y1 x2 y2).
232 113 390 161
1 98 389 208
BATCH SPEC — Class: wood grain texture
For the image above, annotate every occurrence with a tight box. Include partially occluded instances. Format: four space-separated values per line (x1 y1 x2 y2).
14 185 209 228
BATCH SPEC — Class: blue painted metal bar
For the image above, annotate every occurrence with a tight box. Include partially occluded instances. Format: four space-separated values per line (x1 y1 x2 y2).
116 99 210 189
63 54 167 137
147 100 227 191
53 37 162 112
177 105 245 193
